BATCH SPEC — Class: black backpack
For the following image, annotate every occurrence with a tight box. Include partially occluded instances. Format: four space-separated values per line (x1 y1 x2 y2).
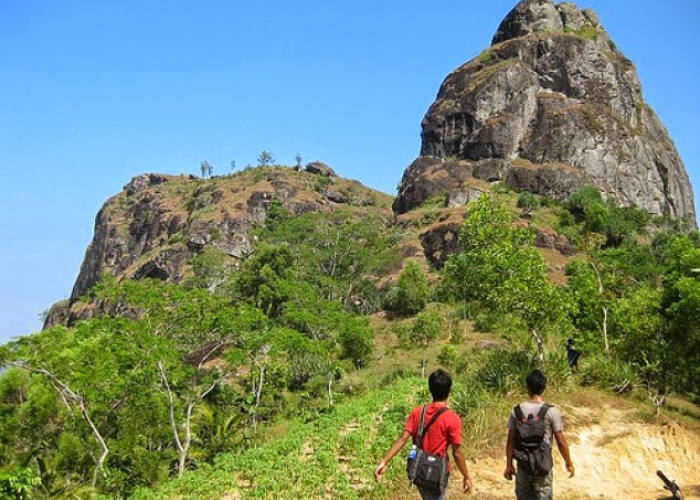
513 403 553 477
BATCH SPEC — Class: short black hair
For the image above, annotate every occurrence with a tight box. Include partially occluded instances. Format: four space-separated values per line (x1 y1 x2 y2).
428 369 453 401
526 369 547 396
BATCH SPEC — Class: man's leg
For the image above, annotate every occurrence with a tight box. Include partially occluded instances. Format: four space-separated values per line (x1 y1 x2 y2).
515 465 553 500
527 469 553 500
515 466 535 500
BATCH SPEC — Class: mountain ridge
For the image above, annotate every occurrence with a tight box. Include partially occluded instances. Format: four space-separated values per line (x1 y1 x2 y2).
45 0 697 328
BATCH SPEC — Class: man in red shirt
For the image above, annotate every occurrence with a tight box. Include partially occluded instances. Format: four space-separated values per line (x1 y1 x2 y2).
374 369 472 499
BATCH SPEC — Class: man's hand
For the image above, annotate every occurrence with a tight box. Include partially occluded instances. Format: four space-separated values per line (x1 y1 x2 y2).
566 462 575 478
462 476 473 493
374 461 387 482
503 464 515 481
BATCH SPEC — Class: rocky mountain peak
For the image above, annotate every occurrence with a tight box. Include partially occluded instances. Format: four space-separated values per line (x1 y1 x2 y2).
492 0 563 44
394 1 696 226
492 0 606 47
44 166 392 329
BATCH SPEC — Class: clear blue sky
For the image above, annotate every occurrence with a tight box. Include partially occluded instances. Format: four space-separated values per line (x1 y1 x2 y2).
1 0 698 344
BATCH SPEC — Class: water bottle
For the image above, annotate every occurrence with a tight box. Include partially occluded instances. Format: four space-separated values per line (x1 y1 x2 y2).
408 444 417 459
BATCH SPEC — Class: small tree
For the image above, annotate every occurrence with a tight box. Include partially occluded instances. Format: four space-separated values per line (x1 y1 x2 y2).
517 191 538 217
200 161 213 178
407 310 442 376
383 260 430 316
441 195 567 363
257 150 275 168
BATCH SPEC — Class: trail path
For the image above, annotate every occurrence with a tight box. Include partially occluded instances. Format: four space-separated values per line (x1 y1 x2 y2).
445 405 700 500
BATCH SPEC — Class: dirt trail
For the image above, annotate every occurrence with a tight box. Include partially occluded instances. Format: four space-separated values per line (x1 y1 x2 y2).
447 405 700 500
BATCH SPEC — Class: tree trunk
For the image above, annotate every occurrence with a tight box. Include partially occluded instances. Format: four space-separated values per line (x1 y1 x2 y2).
13 364 110 486
158 361 188 477
251 345 270 430
591 261 610 354
531 329 545 366
327 371 334 407
602 306 609 354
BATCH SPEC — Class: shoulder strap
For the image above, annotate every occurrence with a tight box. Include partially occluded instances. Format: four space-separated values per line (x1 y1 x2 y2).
416 406 448 449
537 403 552 420
514 404 525 422
514 403 551 422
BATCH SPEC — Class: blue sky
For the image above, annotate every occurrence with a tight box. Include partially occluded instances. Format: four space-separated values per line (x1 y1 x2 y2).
1 0 698 344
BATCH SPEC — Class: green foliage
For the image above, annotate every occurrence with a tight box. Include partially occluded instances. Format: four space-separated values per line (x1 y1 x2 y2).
382 260 430 316
473 349 531 396
256 208 400 311
440 195 569 362
0 467 40 500
256 150 275 167
129 377 421 500
234 244 295 316
578 353 638 394
5 168 700 499
188 248 230 291
436 345 466 372
516 191 539 215
565 186 649 247
312 175 331 193
576 24 598 41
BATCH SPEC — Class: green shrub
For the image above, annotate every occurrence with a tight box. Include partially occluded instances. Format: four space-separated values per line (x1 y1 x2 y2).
517 191 539 214
0 467 40 500
579 354 638 394
382 261 430 316
474 349 531 395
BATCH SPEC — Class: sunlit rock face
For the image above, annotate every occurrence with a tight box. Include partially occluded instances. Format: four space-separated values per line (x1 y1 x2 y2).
395 0 696 227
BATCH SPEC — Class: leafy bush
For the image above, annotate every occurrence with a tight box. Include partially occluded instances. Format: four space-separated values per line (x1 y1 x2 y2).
579 354 638 394
473 349 531 395
565 186 649 247
382 261 430 316
542 348 572 389
516 191 539 215
0 467 40 500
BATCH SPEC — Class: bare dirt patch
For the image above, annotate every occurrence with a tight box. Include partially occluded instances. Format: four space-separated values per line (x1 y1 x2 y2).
443 405 700 499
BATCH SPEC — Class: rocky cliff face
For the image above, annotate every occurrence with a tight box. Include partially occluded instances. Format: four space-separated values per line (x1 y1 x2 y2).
395 0 696 226
44 167 391 328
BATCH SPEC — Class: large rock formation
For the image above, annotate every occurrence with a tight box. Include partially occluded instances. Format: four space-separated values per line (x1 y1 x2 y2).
44 168 391 328
395 0 696 226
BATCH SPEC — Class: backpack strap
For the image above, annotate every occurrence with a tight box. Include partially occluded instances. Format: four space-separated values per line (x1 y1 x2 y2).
416 406 449 450
537 403 552 420
513 404 525 422
514 403 552 422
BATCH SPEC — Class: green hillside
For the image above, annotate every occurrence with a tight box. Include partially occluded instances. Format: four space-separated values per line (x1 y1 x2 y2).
1 175 699 499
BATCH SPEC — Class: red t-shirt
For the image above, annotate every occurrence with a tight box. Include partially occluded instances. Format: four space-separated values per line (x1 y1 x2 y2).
404 402 462 460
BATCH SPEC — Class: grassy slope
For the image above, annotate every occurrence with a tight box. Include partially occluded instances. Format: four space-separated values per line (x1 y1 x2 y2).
129 376 422 500
128 321 700 500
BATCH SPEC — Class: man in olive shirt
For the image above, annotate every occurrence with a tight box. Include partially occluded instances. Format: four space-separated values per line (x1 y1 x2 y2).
504 370 574 500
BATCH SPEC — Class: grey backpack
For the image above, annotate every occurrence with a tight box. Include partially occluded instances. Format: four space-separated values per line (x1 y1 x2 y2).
513 403 553 476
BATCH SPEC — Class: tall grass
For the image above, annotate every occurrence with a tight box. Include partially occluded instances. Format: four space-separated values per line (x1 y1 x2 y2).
128 377 422 500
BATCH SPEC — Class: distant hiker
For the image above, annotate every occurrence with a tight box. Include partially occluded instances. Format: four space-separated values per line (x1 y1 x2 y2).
565 339 581 372
374 368 472 499
504 369 574 500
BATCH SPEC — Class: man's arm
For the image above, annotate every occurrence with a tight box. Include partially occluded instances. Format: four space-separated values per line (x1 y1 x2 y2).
374 430 411 482
553 430 574 478
451 443 472 492
503 428 516 480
